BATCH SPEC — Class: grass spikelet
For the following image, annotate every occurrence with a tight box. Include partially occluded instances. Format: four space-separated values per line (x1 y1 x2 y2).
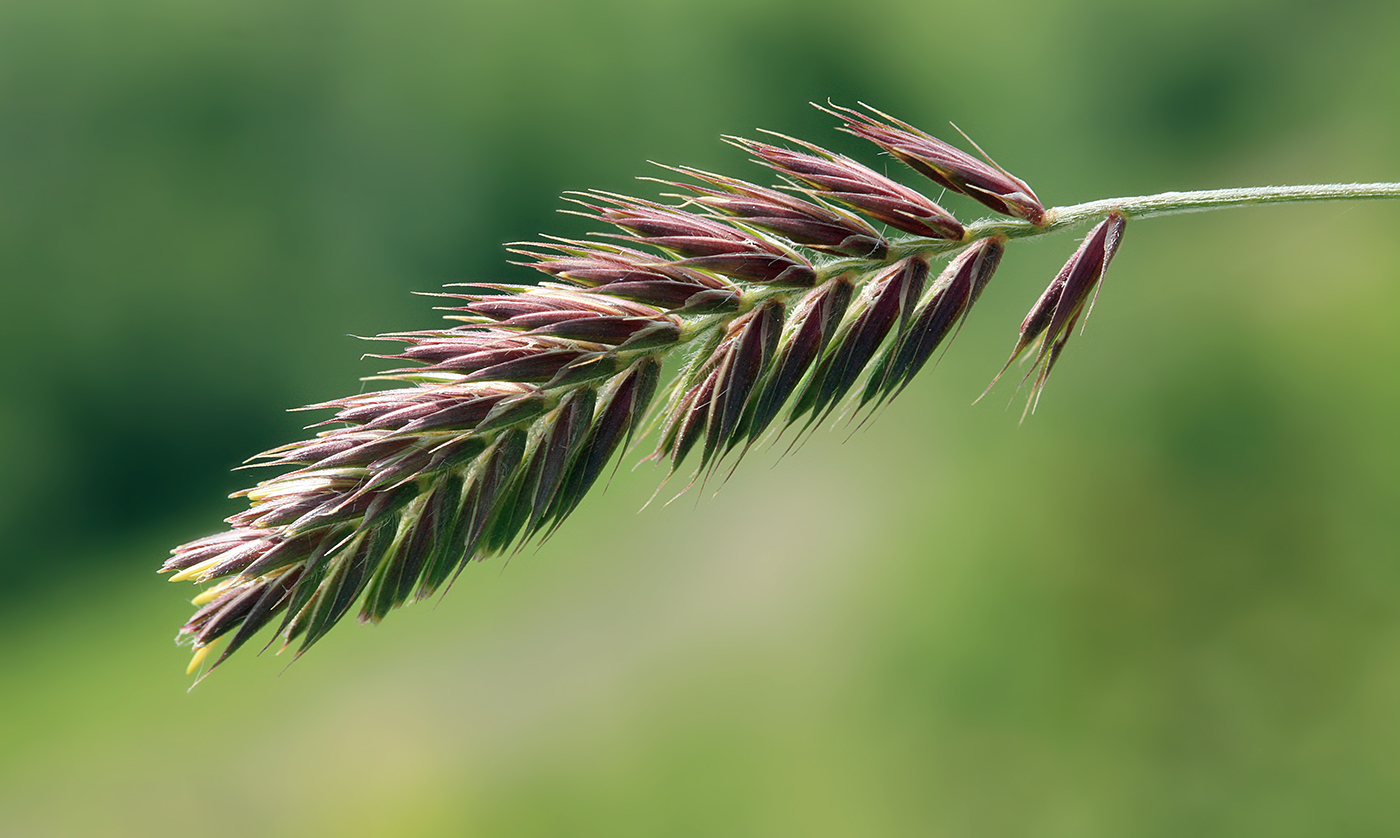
986 213 1126 414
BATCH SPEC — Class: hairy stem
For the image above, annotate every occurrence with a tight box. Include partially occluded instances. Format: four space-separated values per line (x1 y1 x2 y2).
989 182 1400 239
881 182 1400 261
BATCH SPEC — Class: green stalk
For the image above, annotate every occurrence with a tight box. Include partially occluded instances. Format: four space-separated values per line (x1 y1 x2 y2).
980 181 1400 237
883 182 1400 260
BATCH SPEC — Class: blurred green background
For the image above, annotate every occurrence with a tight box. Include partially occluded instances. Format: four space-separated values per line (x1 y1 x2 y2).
2 0 1398 834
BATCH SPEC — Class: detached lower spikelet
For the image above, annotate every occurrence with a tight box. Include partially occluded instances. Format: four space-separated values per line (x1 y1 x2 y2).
163 102 1130 678
988 212 1127 414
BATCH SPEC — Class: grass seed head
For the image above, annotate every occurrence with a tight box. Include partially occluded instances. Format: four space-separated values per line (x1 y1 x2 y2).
162 103 1143 680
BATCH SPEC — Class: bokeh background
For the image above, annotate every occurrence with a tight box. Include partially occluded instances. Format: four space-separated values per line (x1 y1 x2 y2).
2 0 1398 834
